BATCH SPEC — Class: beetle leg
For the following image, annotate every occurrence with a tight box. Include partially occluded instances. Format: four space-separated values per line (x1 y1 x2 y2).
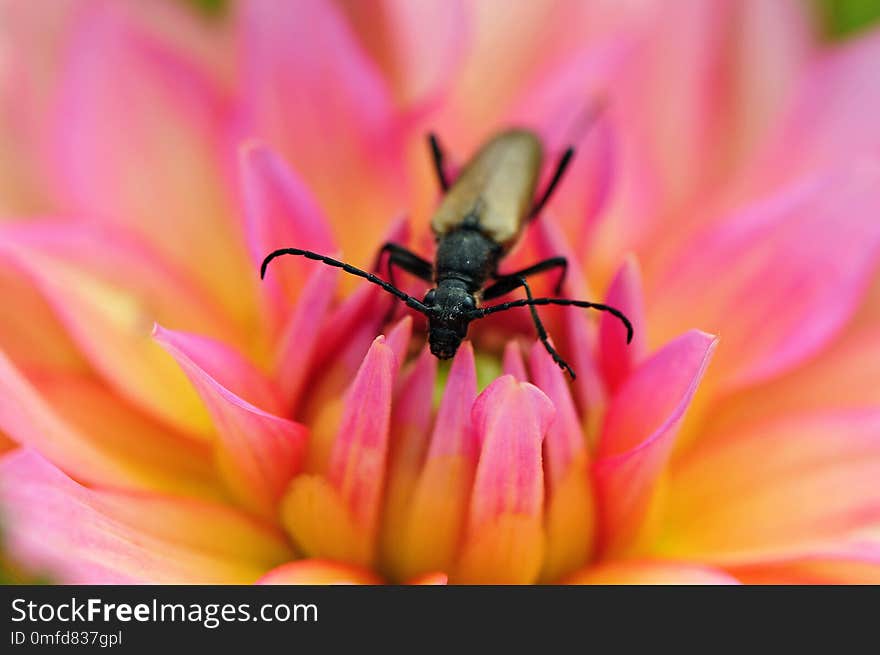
483 257 568 300
529 147 575 219
486 275 576 379
374 242 435 287
428 132 450 192
373 242 434 324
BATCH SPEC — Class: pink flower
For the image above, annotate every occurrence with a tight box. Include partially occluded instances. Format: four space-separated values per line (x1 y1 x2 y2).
1 0 879 584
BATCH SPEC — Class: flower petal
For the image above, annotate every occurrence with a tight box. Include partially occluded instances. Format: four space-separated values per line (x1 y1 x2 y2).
380 347 437 571
392 343 478 581
339 0 468 107
594 330 717 557
0 449 292 584
501 340 528 380
258 559 381 585
454 376 554 584
239 142 337 332
567 560 739 585
725 540 880 584
745 29 880 195
155 326 307 519
237 0 406 266
407 572 448 585
274 265 340 413
650 161 880 392
0 261 84 372
0 351 220 498
0 223 243 435
48 4 253 323
598 255 647 392
659 410 880 564
529 342 596 582
282 336 397 567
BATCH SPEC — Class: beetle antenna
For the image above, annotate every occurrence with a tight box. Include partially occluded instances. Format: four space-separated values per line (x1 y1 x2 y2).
261 248 431 316
471 297 633 344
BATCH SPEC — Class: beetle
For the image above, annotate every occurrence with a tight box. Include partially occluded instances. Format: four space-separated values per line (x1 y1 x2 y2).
261 128 633 379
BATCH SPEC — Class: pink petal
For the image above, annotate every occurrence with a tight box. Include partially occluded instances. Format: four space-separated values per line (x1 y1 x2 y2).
0 351 219 498
0 222 240 435
594 330 717 556
339 0 468 107
155 326 307 519
660 410 880 564
533 220 607 425
0 449 292 584
239 142 337 333
529 341 596 581
745 28 880 196
501 340 528 380
567 560 739 585
258 559 381 585
598 255 647 392
650 162 880 392
48 4 253 322
274 265 340 413
236 0 406 267
393 343 478 581
455 376 554 584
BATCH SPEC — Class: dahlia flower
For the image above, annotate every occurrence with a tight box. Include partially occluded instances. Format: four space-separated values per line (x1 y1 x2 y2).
0 0 879 584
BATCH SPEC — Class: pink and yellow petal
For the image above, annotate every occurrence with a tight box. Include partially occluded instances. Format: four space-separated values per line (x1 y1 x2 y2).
391 343 478 581
0 351 219 499
594 330 717 557
236 0 406 267
659 410 880 564
0 449 291 584
48 4 253 325
0 224 238 436
650 161 880 393
453 376 554 584
282 336 397 567
155 326 307 519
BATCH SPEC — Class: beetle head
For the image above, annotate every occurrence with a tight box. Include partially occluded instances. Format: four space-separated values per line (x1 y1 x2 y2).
423 285 476 359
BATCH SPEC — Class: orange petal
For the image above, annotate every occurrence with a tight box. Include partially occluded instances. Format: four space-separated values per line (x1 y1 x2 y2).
258 559 381 585
454 376 553 584
567 560 739 585
660 410 880 564
0 449 292 584
726 540 880 584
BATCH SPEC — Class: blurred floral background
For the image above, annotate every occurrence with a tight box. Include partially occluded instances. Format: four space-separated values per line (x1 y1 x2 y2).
1 0 879 584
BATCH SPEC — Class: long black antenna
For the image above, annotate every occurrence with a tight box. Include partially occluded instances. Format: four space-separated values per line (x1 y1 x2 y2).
471 297 633 344
261 248 431 315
